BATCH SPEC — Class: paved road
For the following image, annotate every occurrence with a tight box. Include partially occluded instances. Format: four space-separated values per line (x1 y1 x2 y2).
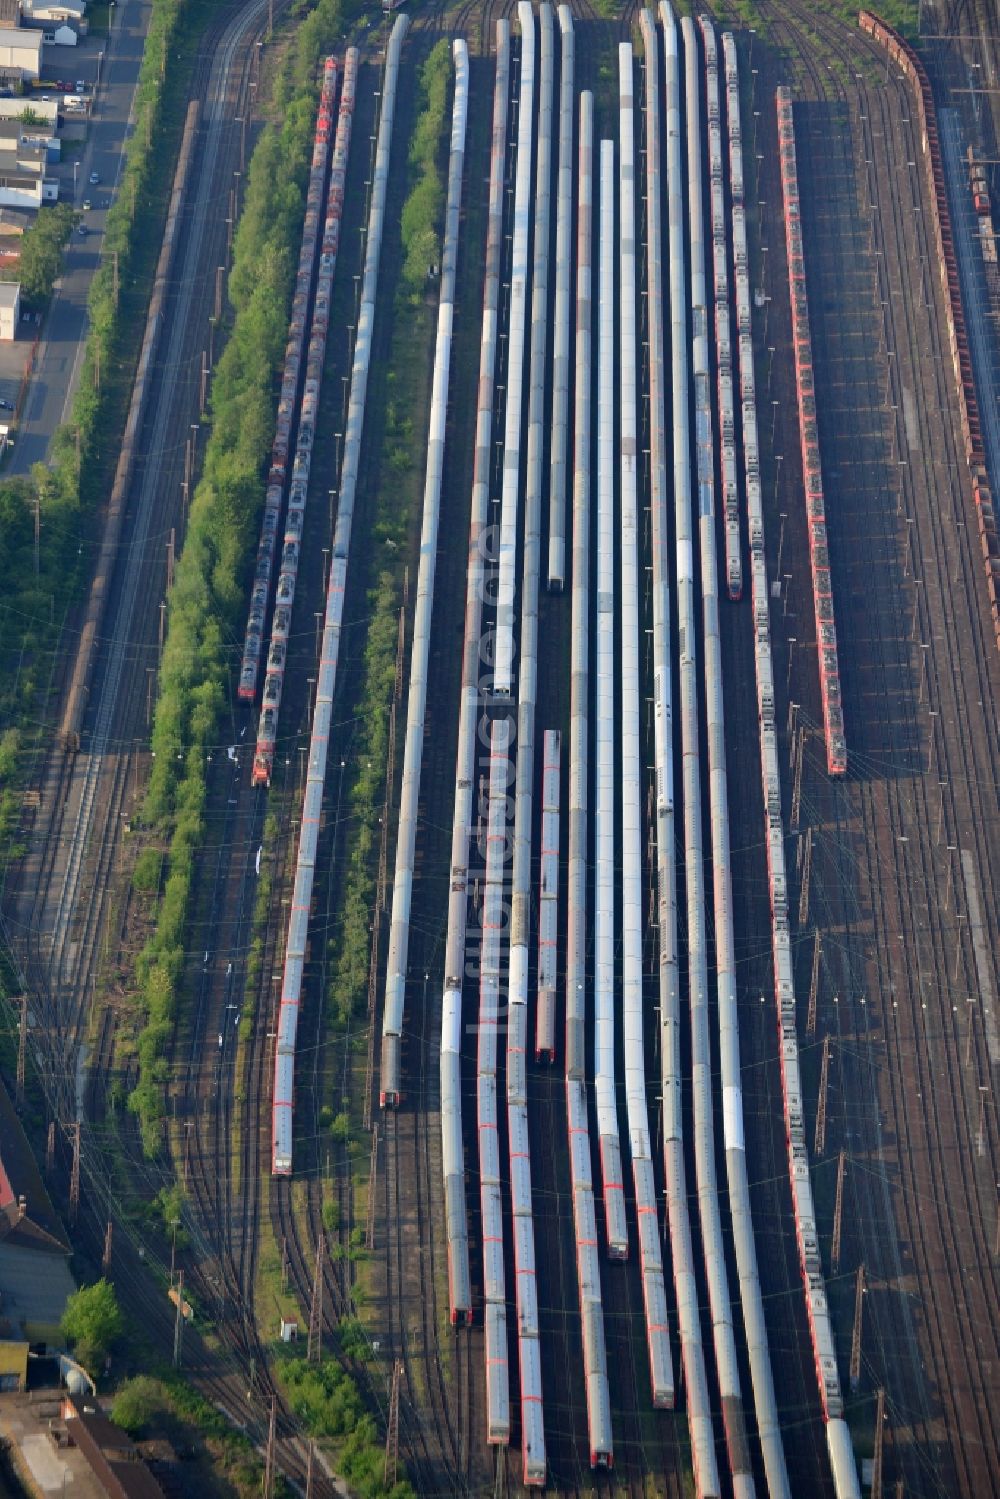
11 0 152 474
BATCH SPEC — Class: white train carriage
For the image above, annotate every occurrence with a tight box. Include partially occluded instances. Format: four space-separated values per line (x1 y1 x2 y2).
520 1332 546 1486
566 1080 594 1190
482 1184 506 1306
513 1213 539 1338
485 1302 511 1445
536 728 560 1061
508 1101 533 1215
581 1299 613 1466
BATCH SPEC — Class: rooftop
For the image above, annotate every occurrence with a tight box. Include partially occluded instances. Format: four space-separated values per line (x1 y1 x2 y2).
64 1398 167 1499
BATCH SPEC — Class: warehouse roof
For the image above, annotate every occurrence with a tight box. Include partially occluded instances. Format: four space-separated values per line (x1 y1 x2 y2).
63 1399 167 1499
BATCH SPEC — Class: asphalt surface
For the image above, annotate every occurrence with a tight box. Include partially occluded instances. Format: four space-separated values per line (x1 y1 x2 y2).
10 0 152 475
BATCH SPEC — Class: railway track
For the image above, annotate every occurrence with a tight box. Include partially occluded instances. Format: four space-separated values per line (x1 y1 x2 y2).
753 4 1000 1492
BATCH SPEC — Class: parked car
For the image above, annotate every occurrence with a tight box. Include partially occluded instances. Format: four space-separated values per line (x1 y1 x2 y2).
0 400 13 411
89 171 99 185
77 222 87 237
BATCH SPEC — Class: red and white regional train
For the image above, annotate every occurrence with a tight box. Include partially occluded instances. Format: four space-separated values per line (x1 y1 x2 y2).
239 57 340 709
251 53 358 786
776 87 848 777
859 9 1000 651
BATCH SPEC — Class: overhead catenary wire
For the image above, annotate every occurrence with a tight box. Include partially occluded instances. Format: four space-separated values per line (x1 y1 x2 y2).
617 38 674 1410
494 0 536 697
688 14 791 1496
547 2 575 591
380 40 469 1102
642 11 720 1493
594 135 628 1262
564 88 613 1470
439 18 510 1329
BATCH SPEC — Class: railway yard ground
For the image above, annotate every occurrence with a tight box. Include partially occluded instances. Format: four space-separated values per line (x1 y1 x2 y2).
1 1 998 1497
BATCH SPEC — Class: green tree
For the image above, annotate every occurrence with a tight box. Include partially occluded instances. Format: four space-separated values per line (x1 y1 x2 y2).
61 1279 123 1366
111 1375 165 1435
1 203 74 306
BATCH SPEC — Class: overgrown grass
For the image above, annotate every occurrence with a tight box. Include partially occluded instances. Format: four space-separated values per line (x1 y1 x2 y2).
274 1348 414 1499
836 0 919 38
129 0 363 1155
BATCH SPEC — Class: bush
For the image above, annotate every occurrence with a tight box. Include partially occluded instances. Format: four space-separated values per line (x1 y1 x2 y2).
399 41 451 294
61 1279 123 1367
274 1355 414 1498
111 1375 166 1435
132 846 164 894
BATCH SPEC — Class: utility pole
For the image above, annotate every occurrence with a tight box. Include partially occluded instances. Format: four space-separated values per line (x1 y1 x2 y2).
806 929 821 1038
69 1122 80 1223
365 1126 379 1250
384 1360 402 1490
173 1269 185 1368
32 490 39 577
872 1387 885 1499
815 1034 831 1157
166 529 175 590
102 1221 113 1273
832 1148 846 1275
281 1235 289 1293
850 1263 865 1392
111 250 119 307
798 824 813 927
263 1396 276 1498
46 1120 55 1174
16 995 26 1105
305 1440 315 1499
307 1232 324 1362
200 349 209 412
215 264 224 322
791 726 805 831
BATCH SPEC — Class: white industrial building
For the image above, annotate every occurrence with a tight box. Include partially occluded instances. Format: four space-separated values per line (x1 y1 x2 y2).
20 0 85 44
0 280 19 338
0 26 42 79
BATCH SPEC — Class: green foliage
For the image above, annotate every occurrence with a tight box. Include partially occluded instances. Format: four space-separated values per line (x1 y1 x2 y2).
837 0 918 37
131 0 357 1154
326 572 399 1026
0 202 74 306
399 42 451 294
321 1196 340 1235
61 1279 123 1366
132 846 164 894
111 1375 166 1435
275 1356 414 1499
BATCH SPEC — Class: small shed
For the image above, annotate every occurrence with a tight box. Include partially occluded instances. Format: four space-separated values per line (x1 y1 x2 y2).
0 280 18 339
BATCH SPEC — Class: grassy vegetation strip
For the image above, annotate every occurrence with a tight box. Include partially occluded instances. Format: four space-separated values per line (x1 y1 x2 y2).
0 0 198 876
111 1373 276 1496
275 1349 415 1498
129 0 362 1156
327 40 452 1031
